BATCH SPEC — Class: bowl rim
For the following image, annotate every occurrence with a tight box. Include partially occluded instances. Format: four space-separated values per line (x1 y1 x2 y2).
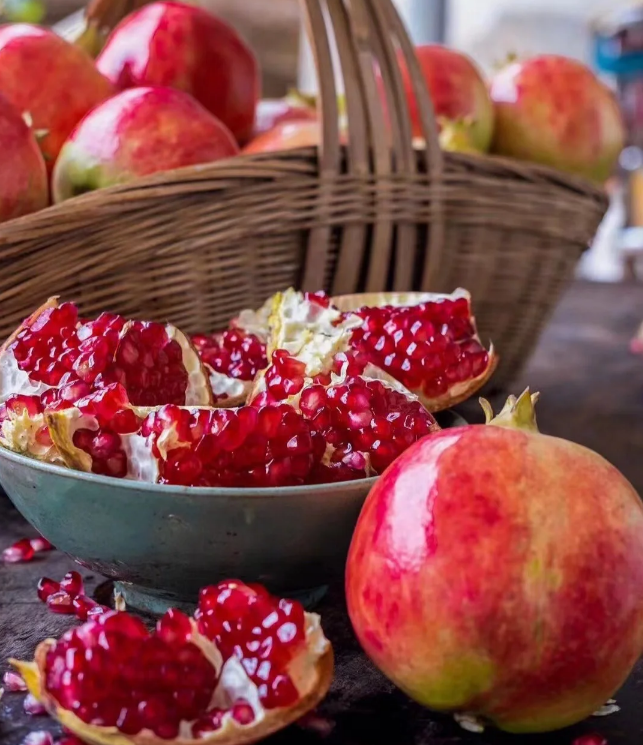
0 445 379 497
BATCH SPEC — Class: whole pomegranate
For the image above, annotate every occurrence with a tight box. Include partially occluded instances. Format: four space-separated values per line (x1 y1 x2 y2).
254 96 318 137
398 45 494 152
0 92 48 221
346 391 643 734
0 24 114 172
96 1 259 145
490 55 625 183
243 119 322 155
52 86 239 202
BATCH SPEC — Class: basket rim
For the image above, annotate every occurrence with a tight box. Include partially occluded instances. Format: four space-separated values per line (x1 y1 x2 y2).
0 146 608 240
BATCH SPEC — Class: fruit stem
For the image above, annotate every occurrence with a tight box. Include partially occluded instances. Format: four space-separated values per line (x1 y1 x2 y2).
480 388 540 432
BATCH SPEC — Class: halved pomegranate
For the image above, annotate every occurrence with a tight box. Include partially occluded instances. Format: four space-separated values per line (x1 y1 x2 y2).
0 393 60 462
0 298 214 409
333 290 497 412
11 581 333 745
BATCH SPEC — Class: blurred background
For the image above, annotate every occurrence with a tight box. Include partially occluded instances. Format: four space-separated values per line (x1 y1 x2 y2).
11 0 643 284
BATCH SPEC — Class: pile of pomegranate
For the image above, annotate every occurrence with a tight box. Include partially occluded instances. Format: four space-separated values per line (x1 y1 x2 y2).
9 579 333 744
0 0 625 225
0 287 495 488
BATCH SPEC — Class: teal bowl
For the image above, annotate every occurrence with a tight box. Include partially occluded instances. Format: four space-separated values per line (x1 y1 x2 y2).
0 410 466 613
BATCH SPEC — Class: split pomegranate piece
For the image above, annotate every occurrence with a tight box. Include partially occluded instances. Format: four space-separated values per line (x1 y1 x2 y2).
11 581 333 745
0 298 214 410
334 289 497 412
141 403 326 487
0 394 60 463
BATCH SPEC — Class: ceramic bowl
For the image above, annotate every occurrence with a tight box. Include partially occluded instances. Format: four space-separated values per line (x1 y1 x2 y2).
0 410 466 613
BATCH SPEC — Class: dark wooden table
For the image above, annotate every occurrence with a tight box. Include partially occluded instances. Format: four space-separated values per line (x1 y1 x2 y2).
1 280 642 745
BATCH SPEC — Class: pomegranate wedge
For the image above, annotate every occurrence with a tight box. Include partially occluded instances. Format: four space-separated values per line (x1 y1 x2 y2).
0 298 214 408
11 581 333 745
334 290 497 412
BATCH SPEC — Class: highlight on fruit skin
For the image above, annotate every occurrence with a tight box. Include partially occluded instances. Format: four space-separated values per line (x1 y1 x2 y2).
11 580 333 745
346 389 643 734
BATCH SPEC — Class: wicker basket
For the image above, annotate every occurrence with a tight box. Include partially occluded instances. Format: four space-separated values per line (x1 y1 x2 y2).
0 0 608 387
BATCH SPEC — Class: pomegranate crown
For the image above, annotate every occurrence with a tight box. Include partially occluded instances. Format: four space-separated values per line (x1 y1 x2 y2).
480 388 540 432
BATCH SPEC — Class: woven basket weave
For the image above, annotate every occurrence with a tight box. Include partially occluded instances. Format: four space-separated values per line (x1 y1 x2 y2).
0 0 609 387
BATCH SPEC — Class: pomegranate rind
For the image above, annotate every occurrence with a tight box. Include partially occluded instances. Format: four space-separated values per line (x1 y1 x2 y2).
0 298 61 403
333 289 498 412
11 613 333 745
46 407 159 482
0 408 61 464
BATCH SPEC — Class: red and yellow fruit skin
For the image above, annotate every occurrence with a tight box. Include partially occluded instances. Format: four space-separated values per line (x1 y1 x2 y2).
254 98 317 138
399 45 494 152
52 86 239 203
96 1 259 146
490 55 625 183
0 92 48 221
346 419 643 733
0 24 114 173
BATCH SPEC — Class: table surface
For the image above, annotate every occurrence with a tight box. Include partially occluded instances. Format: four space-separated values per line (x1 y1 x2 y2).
1 280 642 745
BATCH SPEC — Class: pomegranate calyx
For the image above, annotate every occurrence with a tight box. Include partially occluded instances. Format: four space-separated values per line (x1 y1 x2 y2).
437 116 482 155
480 388 540 433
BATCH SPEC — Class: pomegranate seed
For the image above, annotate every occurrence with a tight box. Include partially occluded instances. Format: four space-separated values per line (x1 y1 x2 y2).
59 571 84 598
24 693 47 716
37 577 61 603
22 732 53 745
3 670 27 691
232 700 255 725
46 591 75 615
30 537 54 553
156 609 192 645
3 538 35 563
87 605 108 618
192 330 267 382
72 595 98 621
573 736 608 745
192 709 224 737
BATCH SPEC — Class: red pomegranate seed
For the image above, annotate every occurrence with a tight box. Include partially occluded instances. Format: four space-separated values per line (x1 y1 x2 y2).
573 736 608 745
3 670 27 691
72 595 97 621
86 605 108 618
3 538 35 563
37 577 61 603
232 700 255 725
22 732 53 745
46 591 75 615
59 571 84 598
30 537 55 553
156 608 192 645
192 709 224 737
192 329 268 382
24 693 47 716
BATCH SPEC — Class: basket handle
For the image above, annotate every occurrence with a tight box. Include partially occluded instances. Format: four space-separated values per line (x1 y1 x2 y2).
299 0 445 293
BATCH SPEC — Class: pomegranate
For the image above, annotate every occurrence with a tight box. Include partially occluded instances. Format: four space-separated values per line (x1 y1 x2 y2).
246 287 496 413
346 390 643 733
243 120 322 155
96 1 259 145
0 91 47 221
335 289 496 412
53 86 239 202
11 580 333 744
396 45 494 152
0 298 213 409
0 24 114 171
490 55 625 183
192 329 268 407
254 96 317 138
